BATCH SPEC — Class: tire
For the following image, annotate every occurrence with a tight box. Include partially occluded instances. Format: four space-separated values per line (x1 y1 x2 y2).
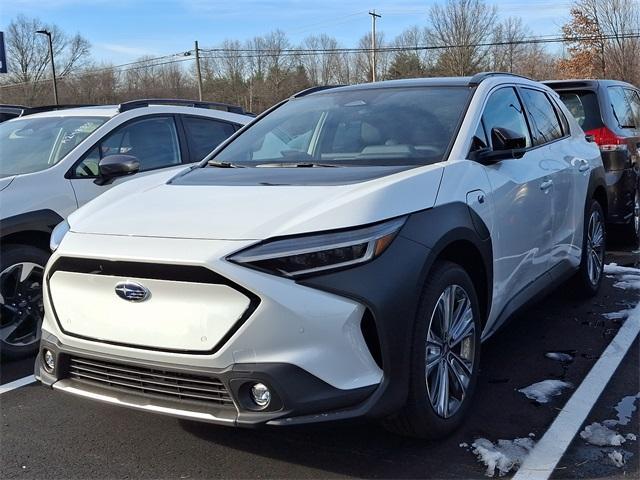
384 261 482 439
0 244 50 359
572 199 606 297
621 187 639 249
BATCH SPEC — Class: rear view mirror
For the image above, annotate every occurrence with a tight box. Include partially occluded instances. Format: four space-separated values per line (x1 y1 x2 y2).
95 154 140 186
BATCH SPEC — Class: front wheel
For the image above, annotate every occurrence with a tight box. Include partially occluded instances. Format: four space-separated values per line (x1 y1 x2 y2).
572 200 606 297
384 261 482 439
0 244 49 359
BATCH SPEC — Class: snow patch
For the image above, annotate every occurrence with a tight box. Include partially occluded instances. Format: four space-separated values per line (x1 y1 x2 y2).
626 433 636 441
604 263 640 275
545 352 573 362
471 437 535 477
614 393 640 425
602 309 632 320
580 422 626 446
518 379 572 403
459 442 469 448
607 450 625 468
613 277 640 290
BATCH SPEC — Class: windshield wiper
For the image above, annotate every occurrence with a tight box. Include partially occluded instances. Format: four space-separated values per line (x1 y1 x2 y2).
255 162 340 168
207 160 244 168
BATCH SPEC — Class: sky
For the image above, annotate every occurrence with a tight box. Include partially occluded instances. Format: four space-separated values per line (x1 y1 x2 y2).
0 0 574 65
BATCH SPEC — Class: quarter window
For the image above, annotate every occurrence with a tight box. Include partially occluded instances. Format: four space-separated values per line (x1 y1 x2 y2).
609 87 636 128
520 88 563 145
75 116 181 177
624 89 640 127
482 87 532 150
182 116 237 161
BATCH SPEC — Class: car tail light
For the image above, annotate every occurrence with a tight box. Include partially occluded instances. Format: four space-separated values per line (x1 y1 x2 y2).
584 127 628 152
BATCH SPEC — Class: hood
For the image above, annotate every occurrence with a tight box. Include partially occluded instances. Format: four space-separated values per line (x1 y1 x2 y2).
0 176 15 192
69 165 444 240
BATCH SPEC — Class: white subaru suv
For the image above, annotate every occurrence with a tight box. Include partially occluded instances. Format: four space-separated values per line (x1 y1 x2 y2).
36 74 606 438
0 100 251 357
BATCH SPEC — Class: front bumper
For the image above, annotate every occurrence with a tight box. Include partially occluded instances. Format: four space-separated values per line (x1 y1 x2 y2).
35 333 376 426
38 211 447 426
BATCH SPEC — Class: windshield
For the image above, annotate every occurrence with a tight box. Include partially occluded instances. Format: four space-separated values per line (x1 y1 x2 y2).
213 86 471 167
0 116 107 177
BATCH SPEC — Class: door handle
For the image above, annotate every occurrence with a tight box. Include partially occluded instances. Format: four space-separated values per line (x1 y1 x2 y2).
576 159 590 172
540 179 553 191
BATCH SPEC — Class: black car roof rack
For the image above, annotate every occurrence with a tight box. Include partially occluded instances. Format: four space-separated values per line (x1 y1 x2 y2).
468 72 533 87
292 85 345 98
118 98 247 115
0 104 29 115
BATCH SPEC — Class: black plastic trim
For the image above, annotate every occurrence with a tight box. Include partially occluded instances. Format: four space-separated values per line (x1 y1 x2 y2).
0 209 63 238
45 257 260 355
36 334 377 426
299 202 493 418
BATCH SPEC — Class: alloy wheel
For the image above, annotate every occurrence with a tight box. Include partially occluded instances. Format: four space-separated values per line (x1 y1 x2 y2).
425 284 476 419
0 262 45 348
586 209 605 286
634 189 639 238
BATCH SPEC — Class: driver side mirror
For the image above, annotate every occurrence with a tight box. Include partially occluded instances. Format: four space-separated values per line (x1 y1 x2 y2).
473 127 527 164
94 154 140 186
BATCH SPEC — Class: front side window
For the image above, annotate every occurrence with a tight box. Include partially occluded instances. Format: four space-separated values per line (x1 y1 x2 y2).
0 116 106 177
520 88 563 146
75 116 181 177
609 86 636 128
213 86 471 167
482 87 532 149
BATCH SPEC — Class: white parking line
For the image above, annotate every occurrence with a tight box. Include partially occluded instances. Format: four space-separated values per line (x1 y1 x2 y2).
0 375 36 394
514 302 640 480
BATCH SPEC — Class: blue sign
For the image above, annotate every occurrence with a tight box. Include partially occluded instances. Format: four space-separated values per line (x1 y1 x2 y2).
0 32 6 74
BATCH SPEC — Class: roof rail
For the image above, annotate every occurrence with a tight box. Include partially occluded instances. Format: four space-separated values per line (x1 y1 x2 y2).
468 72 532 87
0 104 29 116
118 98 247 115
292 85 345 98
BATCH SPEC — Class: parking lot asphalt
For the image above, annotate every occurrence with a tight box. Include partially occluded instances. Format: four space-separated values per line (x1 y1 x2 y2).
1 246 638 479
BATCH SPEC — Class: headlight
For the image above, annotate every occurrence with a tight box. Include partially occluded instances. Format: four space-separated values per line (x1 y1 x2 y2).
228 216 406 278
50 220 70 252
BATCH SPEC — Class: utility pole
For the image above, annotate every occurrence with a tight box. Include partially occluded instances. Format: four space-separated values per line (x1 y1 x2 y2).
369 10 381 82
36 29 58 105
194 40 203 101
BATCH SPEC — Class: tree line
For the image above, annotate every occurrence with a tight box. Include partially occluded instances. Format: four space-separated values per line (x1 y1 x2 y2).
0 0 638 113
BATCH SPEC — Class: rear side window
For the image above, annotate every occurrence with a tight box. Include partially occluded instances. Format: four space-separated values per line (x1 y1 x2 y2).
183 116 237 161
482 87 532 149
624 89 640 127
608 86 636 128
520 88 563 146
558 91 601 131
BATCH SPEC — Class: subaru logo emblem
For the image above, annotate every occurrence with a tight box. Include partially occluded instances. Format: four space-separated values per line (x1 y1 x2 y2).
115 281 150 302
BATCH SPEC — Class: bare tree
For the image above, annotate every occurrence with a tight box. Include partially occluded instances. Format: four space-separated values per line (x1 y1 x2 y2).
491 17 529 73
428 0 497 76
4 15 91 103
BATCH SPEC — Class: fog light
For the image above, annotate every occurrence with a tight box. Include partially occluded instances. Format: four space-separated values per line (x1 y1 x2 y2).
250 383 271 408
43 350 55 372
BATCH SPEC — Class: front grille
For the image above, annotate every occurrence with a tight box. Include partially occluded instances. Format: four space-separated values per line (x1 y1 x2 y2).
67 356 234 407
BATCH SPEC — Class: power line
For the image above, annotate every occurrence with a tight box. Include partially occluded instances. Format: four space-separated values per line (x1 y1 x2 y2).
2 31 639 89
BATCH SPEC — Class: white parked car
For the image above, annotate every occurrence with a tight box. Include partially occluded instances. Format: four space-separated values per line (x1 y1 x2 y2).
0 100 252 357
37 75 606 438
